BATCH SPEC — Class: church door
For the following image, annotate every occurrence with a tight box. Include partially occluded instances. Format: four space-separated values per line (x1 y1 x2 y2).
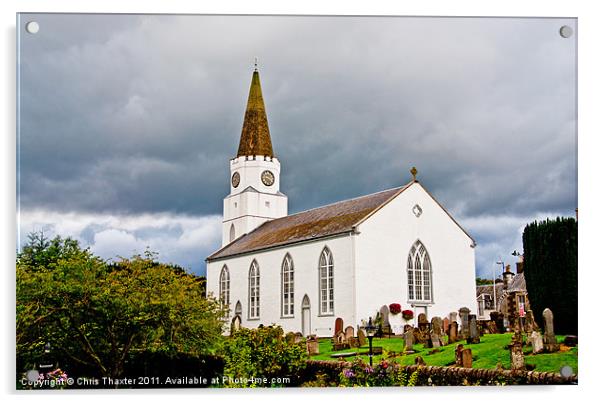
301 295 311 336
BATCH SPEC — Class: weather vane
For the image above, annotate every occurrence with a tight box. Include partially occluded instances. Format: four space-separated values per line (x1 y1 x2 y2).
254 57 258 71
410 166 418 181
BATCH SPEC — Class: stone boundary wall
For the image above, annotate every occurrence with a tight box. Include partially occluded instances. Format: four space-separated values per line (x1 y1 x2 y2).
304 360 577 386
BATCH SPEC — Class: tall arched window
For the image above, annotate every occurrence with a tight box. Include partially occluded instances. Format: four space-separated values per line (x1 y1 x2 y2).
229 224 235 242
248 260 260 319
319 247 334 315
219 265 230 308
407 240 433 302
281 254 294 317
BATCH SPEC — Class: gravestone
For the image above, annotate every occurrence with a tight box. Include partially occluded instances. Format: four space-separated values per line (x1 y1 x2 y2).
344 326 354 340
404 327 415 353
509 329 525 370
414 356 426 366
448 321 458 343
443 317 450 334
486 320 498 334
418 313 428 330
231 315 241 334
344 326 356 347
380 305 391 330
490 311 505 333
564 335 578 347
459 307 470 339
467 314 480 344
449 312 458 325
542 308 560 353
334 317 344 336
306 335 319 356
430 316 445 348
403 324 413 334
294 332 303 343
531 331 544 354
357 328 367 347
461 349 473 368
455 344 464 366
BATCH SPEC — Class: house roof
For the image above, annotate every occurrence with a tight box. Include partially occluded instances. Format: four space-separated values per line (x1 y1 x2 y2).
507 272 527 293
476 283 505 306
207 183 411 261
237 69 274 158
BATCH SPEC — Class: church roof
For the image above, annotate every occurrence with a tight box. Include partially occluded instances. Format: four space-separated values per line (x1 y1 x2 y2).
236 69 274 158
207 184 411 261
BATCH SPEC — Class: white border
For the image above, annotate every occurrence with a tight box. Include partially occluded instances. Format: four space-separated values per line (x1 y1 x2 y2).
3 1 599 401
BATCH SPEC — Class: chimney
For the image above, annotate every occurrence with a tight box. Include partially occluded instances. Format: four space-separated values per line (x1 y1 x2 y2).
516 255 524 274
503 265 515 290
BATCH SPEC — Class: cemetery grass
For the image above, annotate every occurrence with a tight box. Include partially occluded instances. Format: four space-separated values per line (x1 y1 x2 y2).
311 334 577 374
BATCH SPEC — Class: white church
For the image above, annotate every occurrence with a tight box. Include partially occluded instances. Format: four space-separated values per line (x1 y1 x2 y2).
206 68 477 337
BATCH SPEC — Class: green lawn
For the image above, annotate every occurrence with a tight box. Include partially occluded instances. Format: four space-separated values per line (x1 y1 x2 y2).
310 333 577 374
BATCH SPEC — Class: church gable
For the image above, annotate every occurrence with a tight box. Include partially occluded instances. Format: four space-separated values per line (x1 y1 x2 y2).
207 184 411 261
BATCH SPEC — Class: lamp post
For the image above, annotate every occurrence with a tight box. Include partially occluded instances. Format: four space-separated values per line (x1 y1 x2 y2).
365 317 376 366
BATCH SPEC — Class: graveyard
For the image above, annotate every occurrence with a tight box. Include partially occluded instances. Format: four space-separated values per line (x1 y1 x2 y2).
310 333 577 374
306 308 578 378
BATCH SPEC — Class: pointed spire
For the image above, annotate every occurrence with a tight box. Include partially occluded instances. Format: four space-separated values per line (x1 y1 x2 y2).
237 68 274 158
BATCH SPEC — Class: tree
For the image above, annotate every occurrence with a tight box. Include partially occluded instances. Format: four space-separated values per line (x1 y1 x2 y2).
522 217 577 334
476 277 493 286
17 232 226 379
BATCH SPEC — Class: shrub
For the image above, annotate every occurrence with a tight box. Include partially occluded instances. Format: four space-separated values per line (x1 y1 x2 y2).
222 326 308 387
402 310 414 320
389 303 402 315
522 217 577 334
338 357 417 387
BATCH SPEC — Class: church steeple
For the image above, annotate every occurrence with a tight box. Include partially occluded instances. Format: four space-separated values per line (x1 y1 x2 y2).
237 69 274 158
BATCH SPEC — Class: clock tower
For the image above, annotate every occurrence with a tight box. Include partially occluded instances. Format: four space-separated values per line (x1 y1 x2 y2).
222 67 288 246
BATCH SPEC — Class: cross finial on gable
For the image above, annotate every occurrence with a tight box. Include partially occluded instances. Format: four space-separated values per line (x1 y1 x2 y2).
410 166 418 181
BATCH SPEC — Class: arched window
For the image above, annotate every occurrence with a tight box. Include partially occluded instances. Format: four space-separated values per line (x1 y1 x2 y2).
407 240 433 302
281 254 294 317
319 247 334 315
229 224 235 242
219 265 230 308
248 260 260 319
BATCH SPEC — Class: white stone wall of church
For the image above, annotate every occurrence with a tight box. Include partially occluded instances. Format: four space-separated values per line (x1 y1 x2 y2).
206 235 355 337
354 182 477 331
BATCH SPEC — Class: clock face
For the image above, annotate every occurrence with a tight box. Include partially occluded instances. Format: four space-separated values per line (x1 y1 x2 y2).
231 172 240 188
261 170 275 186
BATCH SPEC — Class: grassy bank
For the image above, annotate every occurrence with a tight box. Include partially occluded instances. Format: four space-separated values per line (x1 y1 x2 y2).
310 333 577 374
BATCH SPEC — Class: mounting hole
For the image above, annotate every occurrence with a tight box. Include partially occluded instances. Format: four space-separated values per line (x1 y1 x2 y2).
560 365 574 378
25 21 39 34
559 25 573 38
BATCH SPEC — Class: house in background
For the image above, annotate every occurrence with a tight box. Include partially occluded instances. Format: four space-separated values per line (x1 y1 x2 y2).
476 257 529 330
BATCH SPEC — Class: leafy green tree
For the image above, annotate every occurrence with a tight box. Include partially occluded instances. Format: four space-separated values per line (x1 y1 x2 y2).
17 232 226 379
476 277 494 286
222 326 307 387
522 217 577 334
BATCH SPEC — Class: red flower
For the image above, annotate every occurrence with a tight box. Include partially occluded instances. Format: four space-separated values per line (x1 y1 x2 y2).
402 309 414 320
389 303 402 315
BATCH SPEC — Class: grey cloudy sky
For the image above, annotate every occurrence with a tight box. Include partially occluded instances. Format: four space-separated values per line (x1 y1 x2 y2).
17 14 577 277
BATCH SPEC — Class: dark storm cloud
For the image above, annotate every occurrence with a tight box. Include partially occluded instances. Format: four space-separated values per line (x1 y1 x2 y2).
17 14 577 276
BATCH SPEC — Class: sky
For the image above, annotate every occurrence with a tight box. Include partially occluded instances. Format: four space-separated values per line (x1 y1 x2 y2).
17 14 577 278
